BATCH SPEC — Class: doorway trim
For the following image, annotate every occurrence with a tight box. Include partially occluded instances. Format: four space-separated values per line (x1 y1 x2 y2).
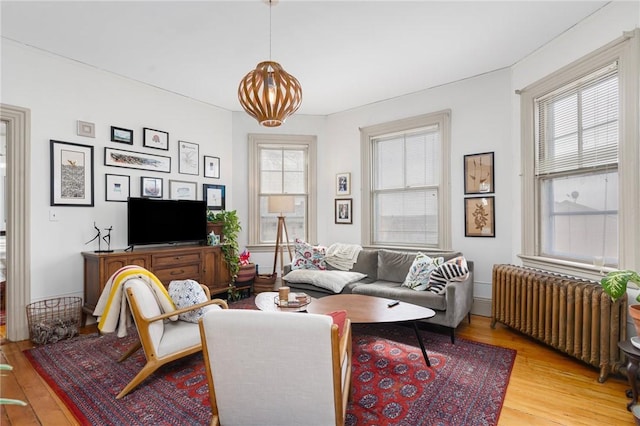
1 104 31 341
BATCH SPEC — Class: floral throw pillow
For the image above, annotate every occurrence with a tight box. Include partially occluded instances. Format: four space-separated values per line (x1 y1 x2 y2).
401 253 443 291
291 238 327 270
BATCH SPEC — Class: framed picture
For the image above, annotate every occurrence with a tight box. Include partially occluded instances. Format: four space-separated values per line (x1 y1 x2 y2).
169 180 197 200
141 176 163 198
104 147 171 173
464 152 494 194
335 198 353 224
464 196 495 237
77 120 95 138
336 172 351 196
204 155 220 179
50 140 94 206
204 184 225 210
110 126 133 144
105 174 130 202
143 128 169 150
179 140 199 175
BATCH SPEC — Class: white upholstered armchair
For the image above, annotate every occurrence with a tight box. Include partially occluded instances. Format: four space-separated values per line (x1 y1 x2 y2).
117 280 228 399
199 309 352 426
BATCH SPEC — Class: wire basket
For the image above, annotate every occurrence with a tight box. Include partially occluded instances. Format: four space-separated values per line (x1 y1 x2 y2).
26 297 82 345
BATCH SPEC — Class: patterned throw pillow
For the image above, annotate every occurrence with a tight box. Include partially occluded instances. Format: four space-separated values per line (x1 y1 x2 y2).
426 256 469 294
291 238 327 270
401 253 443 291
168 279 221 323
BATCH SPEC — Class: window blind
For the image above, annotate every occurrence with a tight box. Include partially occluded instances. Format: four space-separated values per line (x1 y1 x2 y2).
535 61 618 176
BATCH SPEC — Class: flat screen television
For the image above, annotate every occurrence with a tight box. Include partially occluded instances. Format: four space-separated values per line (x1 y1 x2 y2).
127 197 207 247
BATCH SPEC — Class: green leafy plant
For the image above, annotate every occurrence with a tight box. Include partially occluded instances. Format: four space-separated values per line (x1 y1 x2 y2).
207 210 241 280
1 364 27 406
601 269 640 302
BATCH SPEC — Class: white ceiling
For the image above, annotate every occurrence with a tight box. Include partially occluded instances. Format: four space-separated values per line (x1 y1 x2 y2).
1 0 609 115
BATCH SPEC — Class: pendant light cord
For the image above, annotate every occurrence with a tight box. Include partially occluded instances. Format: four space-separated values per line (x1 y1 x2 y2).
269 0 272 61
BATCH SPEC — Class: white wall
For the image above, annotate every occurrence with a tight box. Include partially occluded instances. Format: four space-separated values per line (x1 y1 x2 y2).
1 39 232 301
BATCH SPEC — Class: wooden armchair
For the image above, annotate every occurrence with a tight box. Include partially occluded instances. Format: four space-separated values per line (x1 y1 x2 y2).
116 280 228 399
199 309 352 426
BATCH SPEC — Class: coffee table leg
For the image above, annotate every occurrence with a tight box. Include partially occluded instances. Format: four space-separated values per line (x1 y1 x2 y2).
413 321 431 367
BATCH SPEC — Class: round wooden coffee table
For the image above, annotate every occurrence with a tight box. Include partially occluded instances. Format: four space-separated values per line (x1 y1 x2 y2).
307 294 436 366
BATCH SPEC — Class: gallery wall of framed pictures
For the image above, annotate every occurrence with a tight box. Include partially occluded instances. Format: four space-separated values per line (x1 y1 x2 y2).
61 120 226 206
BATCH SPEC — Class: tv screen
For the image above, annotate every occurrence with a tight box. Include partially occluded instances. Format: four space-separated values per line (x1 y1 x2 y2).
127 197 207 246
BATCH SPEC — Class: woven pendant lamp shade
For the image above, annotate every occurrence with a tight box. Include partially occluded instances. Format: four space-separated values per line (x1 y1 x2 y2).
238 61 302 127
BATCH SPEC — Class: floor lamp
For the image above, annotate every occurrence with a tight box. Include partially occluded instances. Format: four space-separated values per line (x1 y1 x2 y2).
268 195 295 278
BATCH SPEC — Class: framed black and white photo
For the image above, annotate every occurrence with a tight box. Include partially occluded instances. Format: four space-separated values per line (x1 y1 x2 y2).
204 184 225 210
110 126 133 144
77 120 95 138
464 152 494 194
179 140 199 175
105 174 130 202
50 140 94 206
141 176 163 198
169 180 197 200
143 127 169 150
336 172 351 196
204 155 220 179
104 147 171 173
464 196 495 237
335 198 353 224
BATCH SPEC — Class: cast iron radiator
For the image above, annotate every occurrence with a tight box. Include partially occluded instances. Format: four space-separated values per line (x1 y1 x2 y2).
491 264 626 382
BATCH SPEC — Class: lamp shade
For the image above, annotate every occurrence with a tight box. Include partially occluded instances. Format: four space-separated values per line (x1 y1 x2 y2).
268 195 295 214
238 61 302 127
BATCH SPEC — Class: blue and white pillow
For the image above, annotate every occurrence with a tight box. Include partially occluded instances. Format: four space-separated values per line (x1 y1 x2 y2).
168 279 220 323
401 253 443 291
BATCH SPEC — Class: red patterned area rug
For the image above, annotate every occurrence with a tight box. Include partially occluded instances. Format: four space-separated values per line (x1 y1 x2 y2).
24 299 515 426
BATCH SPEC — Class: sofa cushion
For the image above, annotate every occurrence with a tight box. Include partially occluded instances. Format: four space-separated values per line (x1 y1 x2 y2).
426 256 470 294
283 269 366 293
401 253 444 291
377 250 417 283
352 282 447 311
291 239 327 270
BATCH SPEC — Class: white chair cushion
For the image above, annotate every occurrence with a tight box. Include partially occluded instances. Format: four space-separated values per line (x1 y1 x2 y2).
124 280 165 350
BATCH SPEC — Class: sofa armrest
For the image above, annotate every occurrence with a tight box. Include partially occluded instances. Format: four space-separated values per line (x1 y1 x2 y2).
443 266 474 327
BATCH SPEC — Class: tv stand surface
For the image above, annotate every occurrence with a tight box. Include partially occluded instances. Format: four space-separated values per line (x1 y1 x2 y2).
81 245 231 320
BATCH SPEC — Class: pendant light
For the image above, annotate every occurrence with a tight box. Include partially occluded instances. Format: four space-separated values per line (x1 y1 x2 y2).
238 0 302 127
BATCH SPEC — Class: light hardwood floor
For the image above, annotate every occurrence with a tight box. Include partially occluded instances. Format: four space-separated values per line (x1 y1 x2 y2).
1 315 636 425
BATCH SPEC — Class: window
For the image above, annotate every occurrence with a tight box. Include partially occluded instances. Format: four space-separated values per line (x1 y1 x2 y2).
537 63 619 265
520 32 639 272
361 111 451 249
248 134 317 247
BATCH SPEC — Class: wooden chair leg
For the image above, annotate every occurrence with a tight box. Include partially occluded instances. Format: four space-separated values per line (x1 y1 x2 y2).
118 340 142 363
116 361 160 399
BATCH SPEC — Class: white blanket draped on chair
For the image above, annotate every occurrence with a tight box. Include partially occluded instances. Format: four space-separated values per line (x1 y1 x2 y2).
93 265 177 337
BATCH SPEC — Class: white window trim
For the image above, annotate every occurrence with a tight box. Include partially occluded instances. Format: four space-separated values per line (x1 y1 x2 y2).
360 110 452 250
247 133 317 252
519 29 639 277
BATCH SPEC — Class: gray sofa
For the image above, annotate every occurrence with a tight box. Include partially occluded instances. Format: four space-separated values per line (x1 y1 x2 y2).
283 249 474 343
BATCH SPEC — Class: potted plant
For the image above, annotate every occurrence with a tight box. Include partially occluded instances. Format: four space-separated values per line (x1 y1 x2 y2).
601 269 640 332
207 210 241 280
236 249 256 284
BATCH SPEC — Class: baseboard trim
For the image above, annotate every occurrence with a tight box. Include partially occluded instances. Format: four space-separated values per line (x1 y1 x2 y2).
472 297 491 318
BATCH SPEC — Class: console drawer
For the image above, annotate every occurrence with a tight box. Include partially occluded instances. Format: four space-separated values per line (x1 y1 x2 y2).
153 252 201 267
153 263 201 284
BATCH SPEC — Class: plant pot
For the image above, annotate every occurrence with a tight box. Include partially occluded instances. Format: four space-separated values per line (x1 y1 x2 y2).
236 263 256 284
206 221 224 241
630 305 640 335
